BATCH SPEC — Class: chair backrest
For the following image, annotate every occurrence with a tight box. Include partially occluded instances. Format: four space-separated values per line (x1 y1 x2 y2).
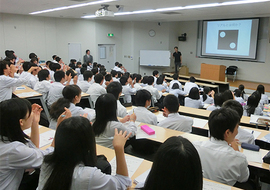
226 66 238 74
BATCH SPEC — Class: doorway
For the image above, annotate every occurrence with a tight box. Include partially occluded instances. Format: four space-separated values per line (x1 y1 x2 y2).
98 44 116 70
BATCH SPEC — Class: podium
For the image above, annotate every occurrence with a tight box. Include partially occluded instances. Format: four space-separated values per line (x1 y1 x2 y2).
200 63 226 82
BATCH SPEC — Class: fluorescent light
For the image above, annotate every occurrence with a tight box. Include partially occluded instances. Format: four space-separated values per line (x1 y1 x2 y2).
156 7 183 12
30 0 116 15
184 3 220 9
82 15 96 18
221 0 270 6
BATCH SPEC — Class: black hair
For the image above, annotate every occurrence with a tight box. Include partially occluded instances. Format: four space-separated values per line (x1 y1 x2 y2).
76 62 82 66
239 84 245 91
66 69 76 79
106 82 122 100
131 74 136 81
222 100 243 118
117 71 122 78
62 85 81 102
147 76 154 85
83 70 93 81
208 108 240 140
172 83 179 90
153 70 159 76
42 117 97 190
29 53 37 59
5 50 14 58
118 63 123 68
202 87 211 102
86 61 91 66
100 70 106 76
49 63 61 72
91 68 98 75
188 87 200 100
111 70 117 77
245 93 260 116
172 73 178 80
142 76 148 84
52 55 57 60
136 90 151 107
93 94 118 136
80 67 87 76
105 74 112 82
54 70 65 82
115 62 119 66
222 90 233 102
94 73 104 84
55 57 61 63
174 46 178 49
163 95 179 113
46 61 51 67
0 98 32 144
233 89 242 98
144 136 202 190
189 76 196 83
156 77 163 85
257 84 265 94
22 62 31 71
0 61 8 75
120 76 128 85
134 74 141 83
124 72 130 79
30 57 38 63
93 62 97 68
213 93 223 107
38 69 50 81
86 49 90 54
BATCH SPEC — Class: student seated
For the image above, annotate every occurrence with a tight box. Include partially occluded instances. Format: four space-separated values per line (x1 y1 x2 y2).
206 93 223 111
49 85 95 129
133 74 143 91
37 117 132 190
93 94 136 148
107 82 128 118
129 89 158 125
0 61 27 102
137 136 203 190
152 70 159 85
111 70 119 82
140 76 148 87
104 74 113 87
19 62 40 89
243 92 263 116
194 108 250 186
112 61 120 71
75 61 82 75
200 87 214 105
34 69 51 102
158 95 193 132
47 71 71 107
86 73 106 105
48 62 61 81
169 83 186 98
257 84 268 105
222 100 255 145
184 76 199 94
120 76 136 104
0 99 54 190
66 69 78 85
155 76 168 92
143 76 162 105
169 73 182 89
234 89 245 105
222 90 234 102
77 70 93 93
184 87 204 109
239 84 248 101
69 59 76 70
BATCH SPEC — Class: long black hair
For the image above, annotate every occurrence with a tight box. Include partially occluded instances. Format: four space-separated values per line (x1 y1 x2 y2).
202 87 210 102
93 93 118 136
144 136 203 190
245 92 260 116
0 98 31 144
188 87 200 100
42 117 97 190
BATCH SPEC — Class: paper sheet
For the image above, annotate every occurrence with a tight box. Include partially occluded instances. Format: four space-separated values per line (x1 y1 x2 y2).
203 103 211 109
242 149 262 163
23 125 42 135
16 92 39 98
262 133 270 142
250 114 270 124
134 169 150 184
16 87 26 90
242 128 261 140
193 118 208 128
203 179 230 190
136 125 157 139
110 155 144 177
156 112 166 123
39 130 55 148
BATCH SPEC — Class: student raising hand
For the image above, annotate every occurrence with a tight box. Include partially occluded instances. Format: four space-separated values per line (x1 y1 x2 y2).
31 104 43 124
57 107 72 127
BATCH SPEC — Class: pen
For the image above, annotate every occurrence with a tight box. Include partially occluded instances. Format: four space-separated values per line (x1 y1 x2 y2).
252 131 254 134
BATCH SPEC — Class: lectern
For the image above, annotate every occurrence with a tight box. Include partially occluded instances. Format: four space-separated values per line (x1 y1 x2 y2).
200 63 226 81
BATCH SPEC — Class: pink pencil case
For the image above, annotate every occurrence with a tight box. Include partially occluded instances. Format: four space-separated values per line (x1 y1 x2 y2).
141 125 155 135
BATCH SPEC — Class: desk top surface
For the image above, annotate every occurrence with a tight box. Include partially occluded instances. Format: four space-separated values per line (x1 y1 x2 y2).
13 85 42 98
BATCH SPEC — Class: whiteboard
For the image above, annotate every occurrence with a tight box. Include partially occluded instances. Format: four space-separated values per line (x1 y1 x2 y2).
68 43 81 62
140 50 171 67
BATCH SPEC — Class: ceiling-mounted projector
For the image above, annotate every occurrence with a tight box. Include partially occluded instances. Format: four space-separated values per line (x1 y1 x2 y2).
95 4 114 17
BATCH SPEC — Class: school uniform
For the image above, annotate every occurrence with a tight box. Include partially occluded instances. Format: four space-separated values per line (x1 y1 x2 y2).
134 83 142 91
184 82 199 94
140 83 147 88
0 138 54 190
112 66 119 71
128 106 158 125
184 97 204 109
143 85 162 103
47 82 64 107
19 71 32 88
117 100 127 118
235 96 245 105
38 164 131 190
169 80 182 89
169 88 186 97
194 137 249 186
243 106 263 116
29 74 38 89
95 121 136 148
154 84 168 92
78 74 83 81
0 75 27 102
153 76 157 85
260 94 268 105
157 113 193 132
236 128 255 145
122 84 136 103
206 105 221 111
75 68 81 75
200 95 214 104
86 83 106 105
34 80 51 102
49 70 55 81
77 80 91 93
112 77 120 82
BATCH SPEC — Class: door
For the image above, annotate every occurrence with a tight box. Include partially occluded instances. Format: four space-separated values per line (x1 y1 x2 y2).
98 44 116 70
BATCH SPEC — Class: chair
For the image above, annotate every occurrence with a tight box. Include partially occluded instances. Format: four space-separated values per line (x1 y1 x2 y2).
225 66 238 82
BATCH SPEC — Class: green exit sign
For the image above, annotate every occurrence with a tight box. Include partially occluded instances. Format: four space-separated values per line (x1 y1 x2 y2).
107 33 114 37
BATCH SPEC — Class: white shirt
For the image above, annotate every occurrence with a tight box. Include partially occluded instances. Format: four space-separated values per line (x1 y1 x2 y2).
200 95 214 104
143 85 161 103
235 97 245 105
128 107 157 125
185 97 204 109
49 70 55 81
0 75 26 102
260 94 268 105
154 84 168 92
29 74 38 89
134 83 143 91
184 82 199 94
169 80 182 89
206 105 221 111
19 71 32 88
47 82 64 106
113 66 119 71
243 106 263 116
122 84 136 103
157 113 193 132
169 89 186 97
77 80 91 93
0 139 54 190
38 164 131 190
86 83 106 105
193 138 249 186
153 76 157 85
34 80 51 102
117 100 127 118
112 77 119 82
236 128 255 145
95 121 136 148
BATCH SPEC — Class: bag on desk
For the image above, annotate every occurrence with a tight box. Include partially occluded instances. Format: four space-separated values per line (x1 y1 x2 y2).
148 106 159 113
96 155 111 175
241 143 260 151
263 151 270 164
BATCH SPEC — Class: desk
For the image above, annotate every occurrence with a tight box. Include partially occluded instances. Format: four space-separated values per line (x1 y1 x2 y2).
81 92 94 108
13 85 50 120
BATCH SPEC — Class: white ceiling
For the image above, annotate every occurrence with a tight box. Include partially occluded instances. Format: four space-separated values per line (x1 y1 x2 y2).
0 0 270 22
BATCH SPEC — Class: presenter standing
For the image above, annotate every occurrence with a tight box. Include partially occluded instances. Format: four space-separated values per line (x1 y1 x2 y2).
172 46 182 74
83 49 93 64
